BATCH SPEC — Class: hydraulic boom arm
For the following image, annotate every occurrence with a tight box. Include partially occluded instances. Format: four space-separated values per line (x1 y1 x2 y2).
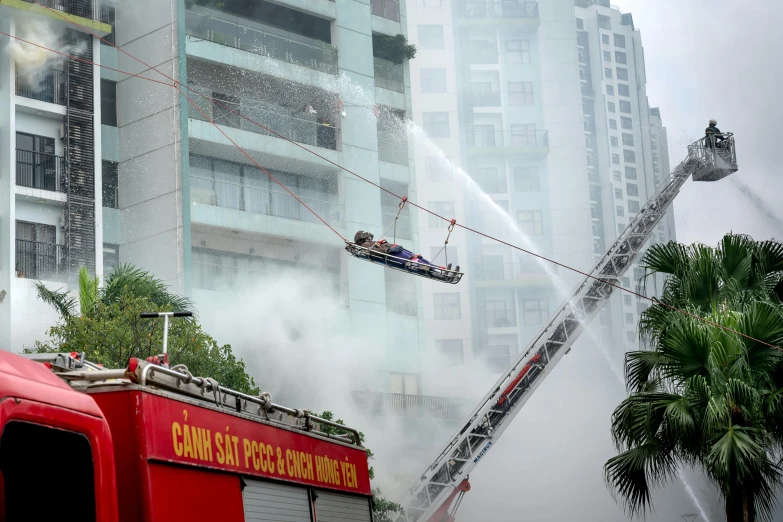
397 134 738 522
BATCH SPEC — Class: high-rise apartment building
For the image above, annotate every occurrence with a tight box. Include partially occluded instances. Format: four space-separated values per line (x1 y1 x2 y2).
574 0 676 357
407 0 674 390
407 0 594 396
0 0 114 350
0 0 441 404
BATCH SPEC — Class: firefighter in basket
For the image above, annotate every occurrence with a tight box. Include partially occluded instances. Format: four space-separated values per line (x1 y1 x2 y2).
705 119 725 148
354 231 459 273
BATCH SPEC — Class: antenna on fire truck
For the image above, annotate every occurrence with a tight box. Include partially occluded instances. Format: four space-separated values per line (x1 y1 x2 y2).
139 311 194 364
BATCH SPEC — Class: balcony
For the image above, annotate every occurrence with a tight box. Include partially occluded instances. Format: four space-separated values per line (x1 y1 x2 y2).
464 49 499 65
15 240 67 282
191 176 343 227
351 391 473 420
378 136 408 166
15 69 66 105
374 57 404 93
186 7 338 75
456 0 539 19
188 87 339 151
17 150 65 192
465 129 549 154
22 0 106 21
465 90 501 107
371 0 400 22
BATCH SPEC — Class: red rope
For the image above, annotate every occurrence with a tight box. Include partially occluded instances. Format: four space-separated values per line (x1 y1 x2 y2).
12 6 781 351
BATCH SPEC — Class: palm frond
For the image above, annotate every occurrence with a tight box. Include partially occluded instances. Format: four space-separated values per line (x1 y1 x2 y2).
720 233 755 289
604 442 677 517
658 317 711 382
78 266 99 317
737 301 783 374
641 242 690 277
34 281 77 320
103 263 194 314
624 350 666 392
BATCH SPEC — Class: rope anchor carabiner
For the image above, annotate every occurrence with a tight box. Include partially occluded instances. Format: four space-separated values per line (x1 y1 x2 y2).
392 196 408 244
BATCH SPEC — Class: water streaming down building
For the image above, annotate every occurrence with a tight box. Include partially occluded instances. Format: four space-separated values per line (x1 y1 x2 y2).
406 0 675 395
0 0 113 351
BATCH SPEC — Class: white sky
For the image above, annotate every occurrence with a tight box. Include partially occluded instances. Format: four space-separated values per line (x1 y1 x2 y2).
612 0 783 246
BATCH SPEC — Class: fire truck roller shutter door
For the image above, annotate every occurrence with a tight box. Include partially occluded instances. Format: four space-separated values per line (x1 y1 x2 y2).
242 479 312 522
314 489 373 522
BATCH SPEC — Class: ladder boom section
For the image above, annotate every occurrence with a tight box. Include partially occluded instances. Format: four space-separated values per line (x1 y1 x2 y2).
398 136 737 522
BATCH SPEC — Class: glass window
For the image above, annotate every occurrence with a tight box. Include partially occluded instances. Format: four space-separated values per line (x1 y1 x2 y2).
101 79 117 127
436 340 464 366
612 153 620 164
618 223 626 234
621 116 633 129
510 124 538 146
613 171 622 182
615 51 627 64
421 68 447 93
514 167 540 192
505 40 530 64
622 133 634 146
103 243 119 275
429 201 455 227
610 136 618 147
486 299 513 327
615 188 623 199
625 313 634 324
618 83 630 97
616 67 629 81
390 372 419 395
508 82 534 106
576 18 584 30
628 200 640 213
607 102 615 113
624 294 632 306
423 112 449 138
626 183 639 197
601 34 610 45
606 85 614 96
476 167 507 193
486 345 511 373
516 210 543 235
603 51 612 62
614 34 626 48
625 166 637 180
608 119 617 130
616 205 625 217
597 14 611 29
523 298 548 325
604 67 613 79
418 25 444 49
619 100 632 113
102 160 119 209
434 293 461 320
624 149 636 163
430 246 458 266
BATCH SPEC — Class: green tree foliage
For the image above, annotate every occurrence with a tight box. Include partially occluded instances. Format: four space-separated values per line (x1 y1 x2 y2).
604 234 783 522
316 411 404 521
31 265 258 395
372 34 416 64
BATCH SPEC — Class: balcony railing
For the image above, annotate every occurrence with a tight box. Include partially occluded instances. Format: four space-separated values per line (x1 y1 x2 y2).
15 69 66 105
15 240 67 282
16 150 65 192
373 57 404 93
456 0 539 19
466 129 548 148
351 391 473 420
371 0 400 22
464 49 499 64
486 310 517 328
191 176 343 227
188 86 339 151
378 136 408 166
186 7 338 75
23 0 100 21
465 90 501 107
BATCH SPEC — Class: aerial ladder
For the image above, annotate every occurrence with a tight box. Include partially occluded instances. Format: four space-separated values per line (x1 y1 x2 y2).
396 134 739 522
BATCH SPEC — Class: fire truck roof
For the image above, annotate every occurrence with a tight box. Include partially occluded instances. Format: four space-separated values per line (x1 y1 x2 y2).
0 350 105 418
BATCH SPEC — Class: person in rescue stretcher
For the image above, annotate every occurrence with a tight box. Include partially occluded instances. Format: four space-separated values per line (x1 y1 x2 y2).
354 231 460 272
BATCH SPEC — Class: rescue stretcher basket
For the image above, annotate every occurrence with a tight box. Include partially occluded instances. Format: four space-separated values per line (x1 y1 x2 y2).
345 242 464 284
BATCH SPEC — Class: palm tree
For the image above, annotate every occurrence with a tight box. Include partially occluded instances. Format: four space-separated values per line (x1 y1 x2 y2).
35 263 192 320
604 234 783 522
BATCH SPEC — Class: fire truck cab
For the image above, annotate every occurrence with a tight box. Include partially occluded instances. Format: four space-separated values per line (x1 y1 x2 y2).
0 351 374 522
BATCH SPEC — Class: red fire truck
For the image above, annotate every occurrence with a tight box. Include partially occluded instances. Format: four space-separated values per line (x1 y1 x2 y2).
0 350 374 522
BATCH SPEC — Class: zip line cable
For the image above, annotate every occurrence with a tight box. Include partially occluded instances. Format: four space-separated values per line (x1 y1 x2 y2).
10 5 782 352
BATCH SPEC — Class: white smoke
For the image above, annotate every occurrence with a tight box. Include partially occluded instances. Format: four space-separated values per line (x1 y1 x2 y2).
6 17 87 92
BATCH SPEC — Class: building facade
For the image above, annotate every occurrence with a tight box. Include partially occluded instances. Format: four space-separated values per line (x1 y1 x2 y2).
0 0 113 351
407 0 674 393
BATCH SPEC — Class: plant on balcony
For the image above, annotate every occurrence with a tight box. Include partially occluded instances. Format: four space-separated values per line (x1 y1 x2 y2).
316 411 404 522
29 265 259 395
372 33 416 64
184 0 225 9
15 262 24 279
